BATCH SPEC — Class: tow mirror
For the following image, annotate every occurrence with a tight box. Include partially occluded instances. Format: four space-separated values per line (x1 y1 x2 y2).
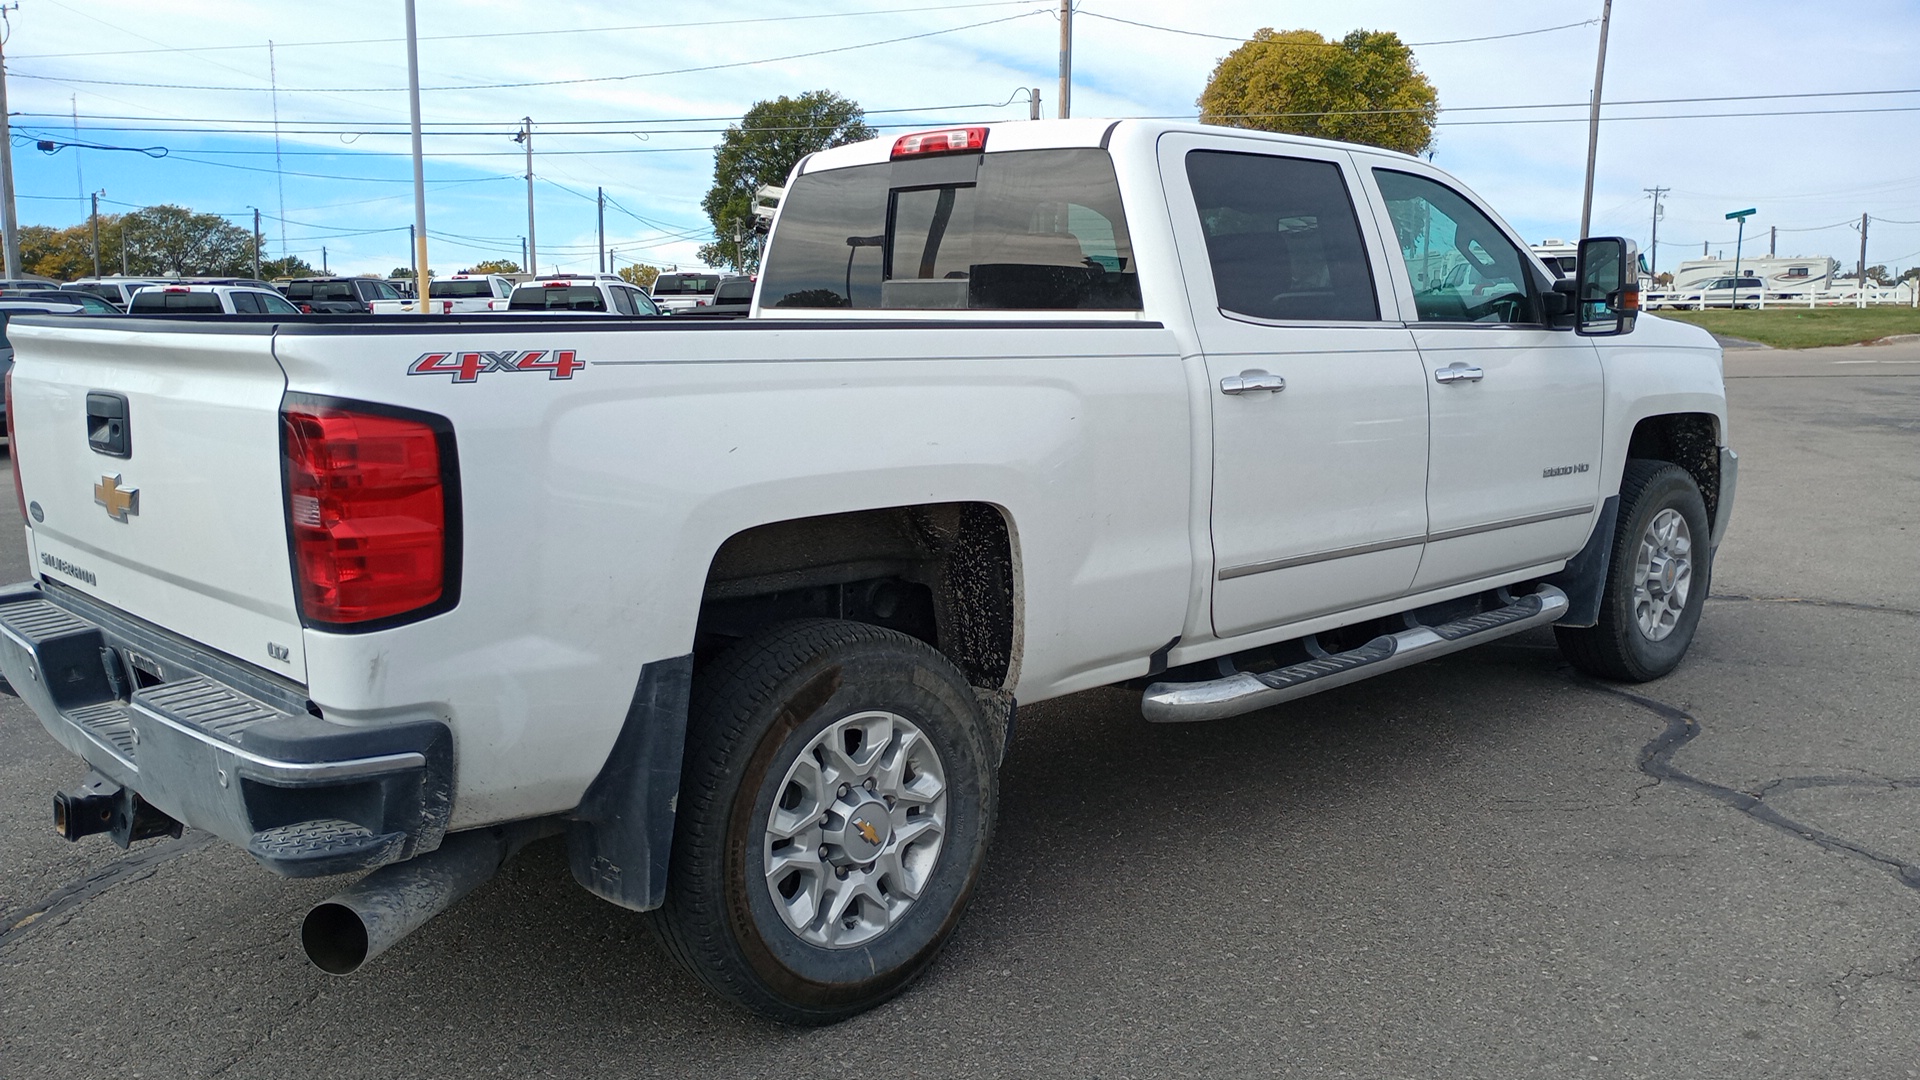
1576 237 1640 336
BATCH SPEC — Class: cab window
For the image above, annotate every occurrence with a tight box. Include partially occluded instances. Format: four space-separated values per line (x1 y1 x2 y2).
1373 169 1542 325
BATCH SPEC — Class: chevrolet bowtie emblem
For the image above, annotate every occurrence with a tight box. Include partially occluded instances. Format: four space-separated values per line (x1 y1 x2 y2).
94 474 140 522
854 819 881 846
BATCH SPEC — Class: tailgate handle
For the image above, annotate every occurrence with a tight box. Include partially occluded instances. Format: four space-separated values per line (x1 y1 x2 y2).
86 392 131 458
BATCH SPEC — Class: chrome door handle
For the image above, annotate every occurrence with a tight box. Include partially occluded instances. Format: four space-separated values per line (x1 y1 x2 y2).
1220 370 1286 395
1434 362 1484 384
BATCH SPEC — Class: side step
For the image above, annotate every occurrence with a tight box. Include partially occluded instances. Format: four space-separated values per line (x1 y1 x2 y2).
1142 584 1569 723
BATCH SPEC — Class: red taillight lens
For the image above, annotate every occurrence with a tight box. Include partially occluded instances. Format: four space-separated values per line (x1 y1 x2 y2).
6 368 24 524
282 399 456 626
891 126 987 158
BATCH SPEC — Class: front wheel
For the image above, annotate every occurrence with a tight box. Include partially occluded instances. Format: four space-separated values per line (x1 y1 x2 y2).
649 620 997 1024
1556 460 1712 681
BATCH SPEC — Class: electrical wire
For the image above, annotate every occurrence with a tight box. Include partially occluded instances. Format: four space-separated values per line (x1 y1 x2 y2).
9 1 1044 59
11 10 1052 93
1076 11 1600 48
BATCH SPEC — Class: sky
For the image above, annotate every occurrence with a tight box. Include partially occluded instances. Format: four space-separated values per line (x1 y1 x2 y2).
4 0 1917 280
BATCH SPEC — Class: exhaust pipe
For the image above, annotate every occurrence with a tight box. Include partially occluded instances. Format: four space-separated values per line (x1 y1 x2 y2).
300 823 548 975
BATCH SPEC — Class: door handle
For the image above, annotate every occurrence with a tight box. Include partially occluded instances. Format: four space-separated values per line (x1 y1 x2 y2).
1433 362 1484 384
1220 370 1286 395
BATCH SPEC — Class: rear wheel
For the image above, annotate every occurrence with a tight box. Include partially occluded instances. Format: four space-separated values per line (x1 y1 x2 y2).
1556 459 1712 681
649 619 996 1024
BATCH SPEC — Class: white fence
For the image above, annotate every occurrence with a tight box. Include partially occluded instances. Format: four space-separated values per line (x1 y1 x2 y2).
1646 281 1917 310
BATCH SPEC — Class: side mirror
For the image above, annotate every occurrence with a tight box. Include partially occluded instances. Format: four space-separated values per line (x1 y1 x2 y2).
1576 237 1640 336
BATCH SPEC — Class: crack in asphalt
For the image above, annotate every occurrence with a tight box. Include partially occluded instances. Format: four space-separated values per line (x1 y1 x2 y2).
1586 682 1920 893
1708 594 1920 619
0 830 216 954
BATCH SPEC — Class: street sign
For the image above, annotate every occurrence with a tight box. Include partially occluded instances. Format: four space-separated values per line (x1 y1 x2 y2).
1726 208 1757 220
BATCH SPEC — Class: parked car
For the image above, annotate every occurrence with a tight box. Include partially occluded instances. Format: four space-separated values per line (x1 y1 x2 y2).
0 276 60 291
282 276 407 314
1 118 1733 1026
369 274 517 315
699 275 755 318
128 284 304 315
60 277 168 310
505 274 664 314
649 270 725 311
1666 275 1766 310
2 289 120 314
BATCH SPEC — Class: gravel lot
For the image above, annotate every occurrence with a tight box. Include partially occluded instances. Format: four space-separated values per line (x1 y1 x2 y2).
2 339 1916 1079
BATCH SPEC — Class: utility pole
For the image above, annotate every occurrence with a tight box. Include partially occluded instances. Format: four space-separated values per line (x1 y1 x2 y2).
323 245 329 274
1057 0 1072 119
515 118 536 276
521 237 528 272
409 224 417 290
0 4 22 280
597 186 606 274
1578 0 1614 239
1769 225 1776 257
90 190 103 276
1857 213 1870 305
404 0 432 312
1029 88 1041 121
251 206 261 280
1644 185 1667 276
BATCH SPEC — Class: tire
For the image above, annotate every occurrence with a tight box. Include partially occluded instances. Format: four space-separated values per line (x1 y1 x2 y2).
1556 459 1712 681
649 619 996 1024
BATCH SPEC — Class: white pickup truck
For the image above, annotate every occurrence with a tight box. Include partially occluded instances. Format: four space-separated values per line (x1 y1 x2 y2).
367 273 516 315
0 119 1734 1024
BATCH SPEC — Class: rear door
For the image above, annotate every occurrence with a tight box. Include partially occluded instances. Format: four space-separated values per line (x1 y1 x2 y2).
1160 133 1431 638
8 319 307 680
1359 163 1604 592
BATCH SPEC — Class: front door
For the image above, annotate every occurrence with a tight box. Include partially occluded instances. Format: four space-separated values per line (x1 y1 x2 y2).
1362 165 1605 592
1162 136 1431 639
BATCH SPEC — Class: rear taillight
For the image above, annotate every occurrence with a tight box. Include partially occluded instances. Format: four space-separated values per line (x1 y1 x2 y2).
6 368 23 524
281 396 459 628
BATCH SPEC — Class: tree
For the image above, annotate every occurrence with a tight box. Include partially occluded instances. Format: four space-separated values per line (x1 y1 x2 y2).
1865 264 1893 286
1197 29 1439 156
120 204 255 277
617 263 660 289
467 259 521 275
261 255 315 279
701 91 875 272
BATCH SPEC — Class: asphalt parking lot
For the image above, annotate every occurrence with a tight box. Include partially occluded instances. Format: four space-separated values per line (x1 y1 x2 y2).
2 340 1916 1079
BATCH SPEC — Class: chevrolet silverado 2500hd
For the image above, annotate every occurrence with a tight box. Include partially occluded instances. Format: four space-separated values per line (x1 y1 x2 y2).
0 119 1734 1024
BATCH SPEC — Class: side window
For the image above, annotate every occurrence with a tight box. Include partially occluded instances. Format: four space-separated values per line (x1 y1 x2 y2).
1372 169 1542 325
609 286 638 315
231 291 261 313
261 292 301 314
1185 150 1379 322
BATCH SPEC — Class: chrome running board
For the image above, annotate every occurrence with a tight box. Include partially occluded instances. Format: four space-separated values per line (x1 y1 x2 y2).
1141 584 1570 723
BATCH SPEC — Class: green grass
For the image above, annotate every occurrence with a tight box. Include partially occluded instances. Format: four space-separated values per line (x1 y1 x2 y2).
1656 306 1920 349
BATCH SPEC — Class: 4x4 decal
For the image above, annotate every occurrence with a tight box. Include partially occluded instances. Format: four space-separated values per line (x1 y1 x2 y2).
408 349 584 383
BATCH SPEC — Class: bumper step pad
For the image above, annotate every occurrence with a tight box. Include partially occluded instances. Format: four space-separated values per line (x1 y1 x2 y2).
248 819 407 877
1142 585 1570 723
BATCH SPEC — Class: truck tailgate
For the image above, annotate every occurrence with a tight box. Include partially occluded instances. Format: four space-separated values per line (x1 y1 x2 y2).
9 319 307 681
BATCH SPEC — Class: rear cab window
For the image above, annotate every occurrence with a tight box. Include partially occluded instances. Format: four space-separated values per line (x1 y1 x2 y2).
509 285 607 311
130 290 224 313
758 147 1141 311
1184 150 1379 322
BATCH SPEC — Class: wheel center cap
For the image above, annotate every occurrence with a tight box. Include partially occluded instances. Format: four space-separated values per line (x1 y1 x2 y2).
833 797 891 864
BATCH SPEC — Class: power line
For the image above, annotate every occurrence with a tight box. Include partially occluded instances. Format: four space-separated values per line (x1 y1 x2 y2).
16 99 1031 128
9 1 1043 59
1076 12 1600 48
11 11 1052 93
